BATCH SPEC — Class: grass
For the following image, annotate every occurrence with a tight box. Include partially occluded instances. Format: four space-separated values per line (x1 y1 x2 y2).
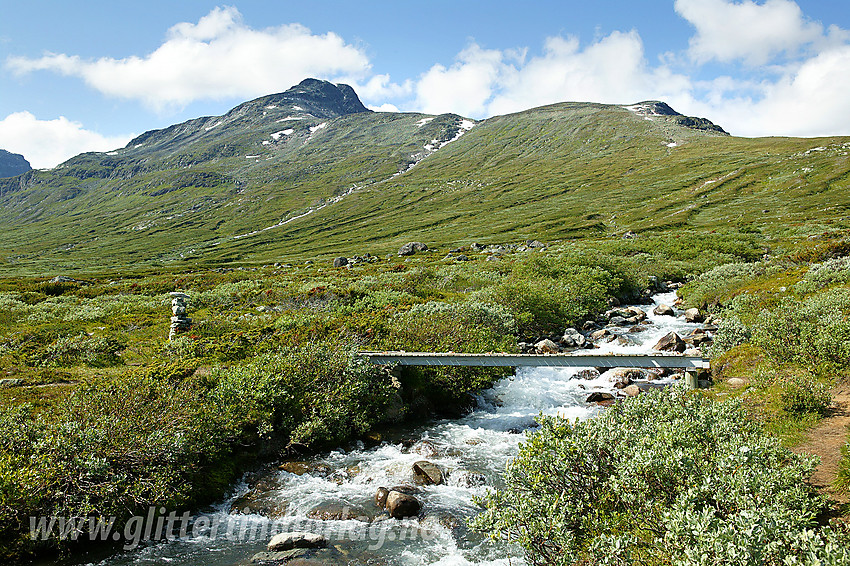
1 242 698 561
2 86 850 563
0 98 848 275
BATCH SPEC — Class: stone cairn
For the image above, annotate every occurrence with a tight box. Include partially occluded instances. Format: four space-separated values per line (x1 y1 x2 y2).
169 292 192 340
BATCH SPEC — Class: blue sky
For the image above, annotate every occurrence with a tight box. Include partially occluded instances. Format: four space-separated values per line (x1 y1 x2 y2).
1 0 849 168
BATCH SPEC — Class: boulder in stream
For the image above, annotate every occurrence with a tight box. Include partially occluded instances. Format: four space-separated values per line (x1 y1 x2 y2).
684 308 705 323
653 332 687 352
586 392 615 404
653 304 675 316
413 460 445 485
251 549 310 563
622 384 642 397
385 491 422 518
534 339 560 354
572 368 601 380
267 531 328 551
560 328 587 348
375 487 390 509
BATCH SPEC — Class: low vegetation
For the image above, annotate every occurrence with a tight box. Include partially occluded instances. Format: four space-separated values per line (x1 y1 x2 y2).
1 230 849 563
473 386 850 565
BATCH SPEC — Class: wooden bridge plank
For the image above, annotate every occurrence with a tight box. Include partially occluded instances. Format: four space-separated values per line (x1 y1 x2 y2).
360 352 710 369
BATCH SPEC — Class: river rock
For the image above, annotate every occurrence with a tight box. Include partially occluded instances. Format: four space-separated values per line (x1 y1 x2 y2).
413 461 445 485
608 316 629 327
586 392 615 403
653 332 687 352
572 368 601 380
267 532 328 551
601 368 648 388
409 439 440 458
230 492 288 518
252 549 310 563
332 256 348 268
688 330 712 346
279 461 332 477
385 491 422 518
684 308 705 323
307 502 371 522
452 471 487 488
622 384 642 397
534 339 560 354
653 303 675 316
590 329 610 341
560 328 587 348
398 242 428 256
375 487 390 509
727 377 747 388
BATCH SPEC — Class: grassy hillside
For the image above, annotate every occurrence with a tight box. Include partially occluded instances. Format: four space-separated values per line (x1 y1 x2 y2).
2 85 848 275
1 83 850 563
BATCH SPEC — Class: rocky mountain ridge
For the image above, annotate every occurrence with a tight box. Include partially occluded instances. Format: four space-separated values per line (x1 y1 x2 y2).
0 149 31 178
0 79 847 274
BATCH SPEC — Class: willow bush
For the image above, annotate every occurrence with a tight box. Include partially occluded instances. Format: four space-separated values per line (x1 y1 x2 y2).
473 387 849 565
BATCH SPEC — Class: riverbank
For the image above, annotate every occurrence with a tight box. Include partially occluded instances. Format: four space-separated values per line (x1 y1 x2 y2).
1 234 848 564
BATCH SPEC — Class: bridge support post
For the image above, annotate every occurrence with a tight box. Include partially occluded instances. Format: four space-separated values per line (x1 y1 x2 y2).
683 371 698 389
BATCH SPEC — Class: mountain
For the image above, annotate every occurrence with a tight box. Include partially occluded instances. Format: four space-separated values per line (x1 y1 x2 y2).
0 150 31 178
0 79 848 274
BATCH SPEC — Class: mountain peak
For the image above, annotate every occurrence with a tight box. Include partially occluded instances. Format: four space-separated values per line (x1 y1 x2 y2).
249 78 370 119
124 78 371 151
622 101 728 134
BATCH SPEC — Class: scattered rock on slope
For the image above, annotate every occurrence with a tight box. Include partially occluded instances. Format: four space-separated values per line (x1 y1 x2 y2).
398 242 428 256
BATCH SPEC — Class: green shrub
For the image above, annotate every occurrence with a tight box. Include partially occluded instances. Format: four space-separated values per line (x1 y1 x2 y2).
41 333 126 367
750 288 850 373
0 375 239 559
838 441 850 491
679 261 781 308
479 255 628 335
708 315 751 357
779 374 832 416
472 387 843 565
793 257 850 294
211 343 394 447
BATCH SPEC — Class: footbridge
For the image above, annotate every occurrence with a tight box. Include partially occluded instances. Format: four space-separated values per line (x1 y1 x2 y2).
360 352 710 387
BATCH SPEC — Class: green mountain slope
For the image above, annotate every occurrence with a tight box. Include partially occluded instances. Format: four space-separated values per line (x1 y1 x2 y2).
1 80 848 274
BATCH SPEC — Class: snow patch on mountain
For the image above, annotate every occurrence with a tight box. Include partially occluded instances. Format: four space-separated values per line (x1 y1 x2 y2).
424 119 475 151
270 129 294 140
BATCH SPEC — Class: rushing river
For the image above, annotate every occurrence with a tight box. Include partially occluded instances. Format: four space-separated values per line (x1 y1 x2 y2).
87 292 704 566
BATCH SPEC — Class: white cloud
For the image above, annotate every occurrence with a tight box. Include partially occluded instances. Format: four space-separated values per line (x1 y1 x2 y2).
356 74 413 102
368 103 400 112
0 112 132 169
674 0 824 65
414 44 513 116
5 6 372 110
488 32 692 115
698 45 850 136
410 33 693 119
